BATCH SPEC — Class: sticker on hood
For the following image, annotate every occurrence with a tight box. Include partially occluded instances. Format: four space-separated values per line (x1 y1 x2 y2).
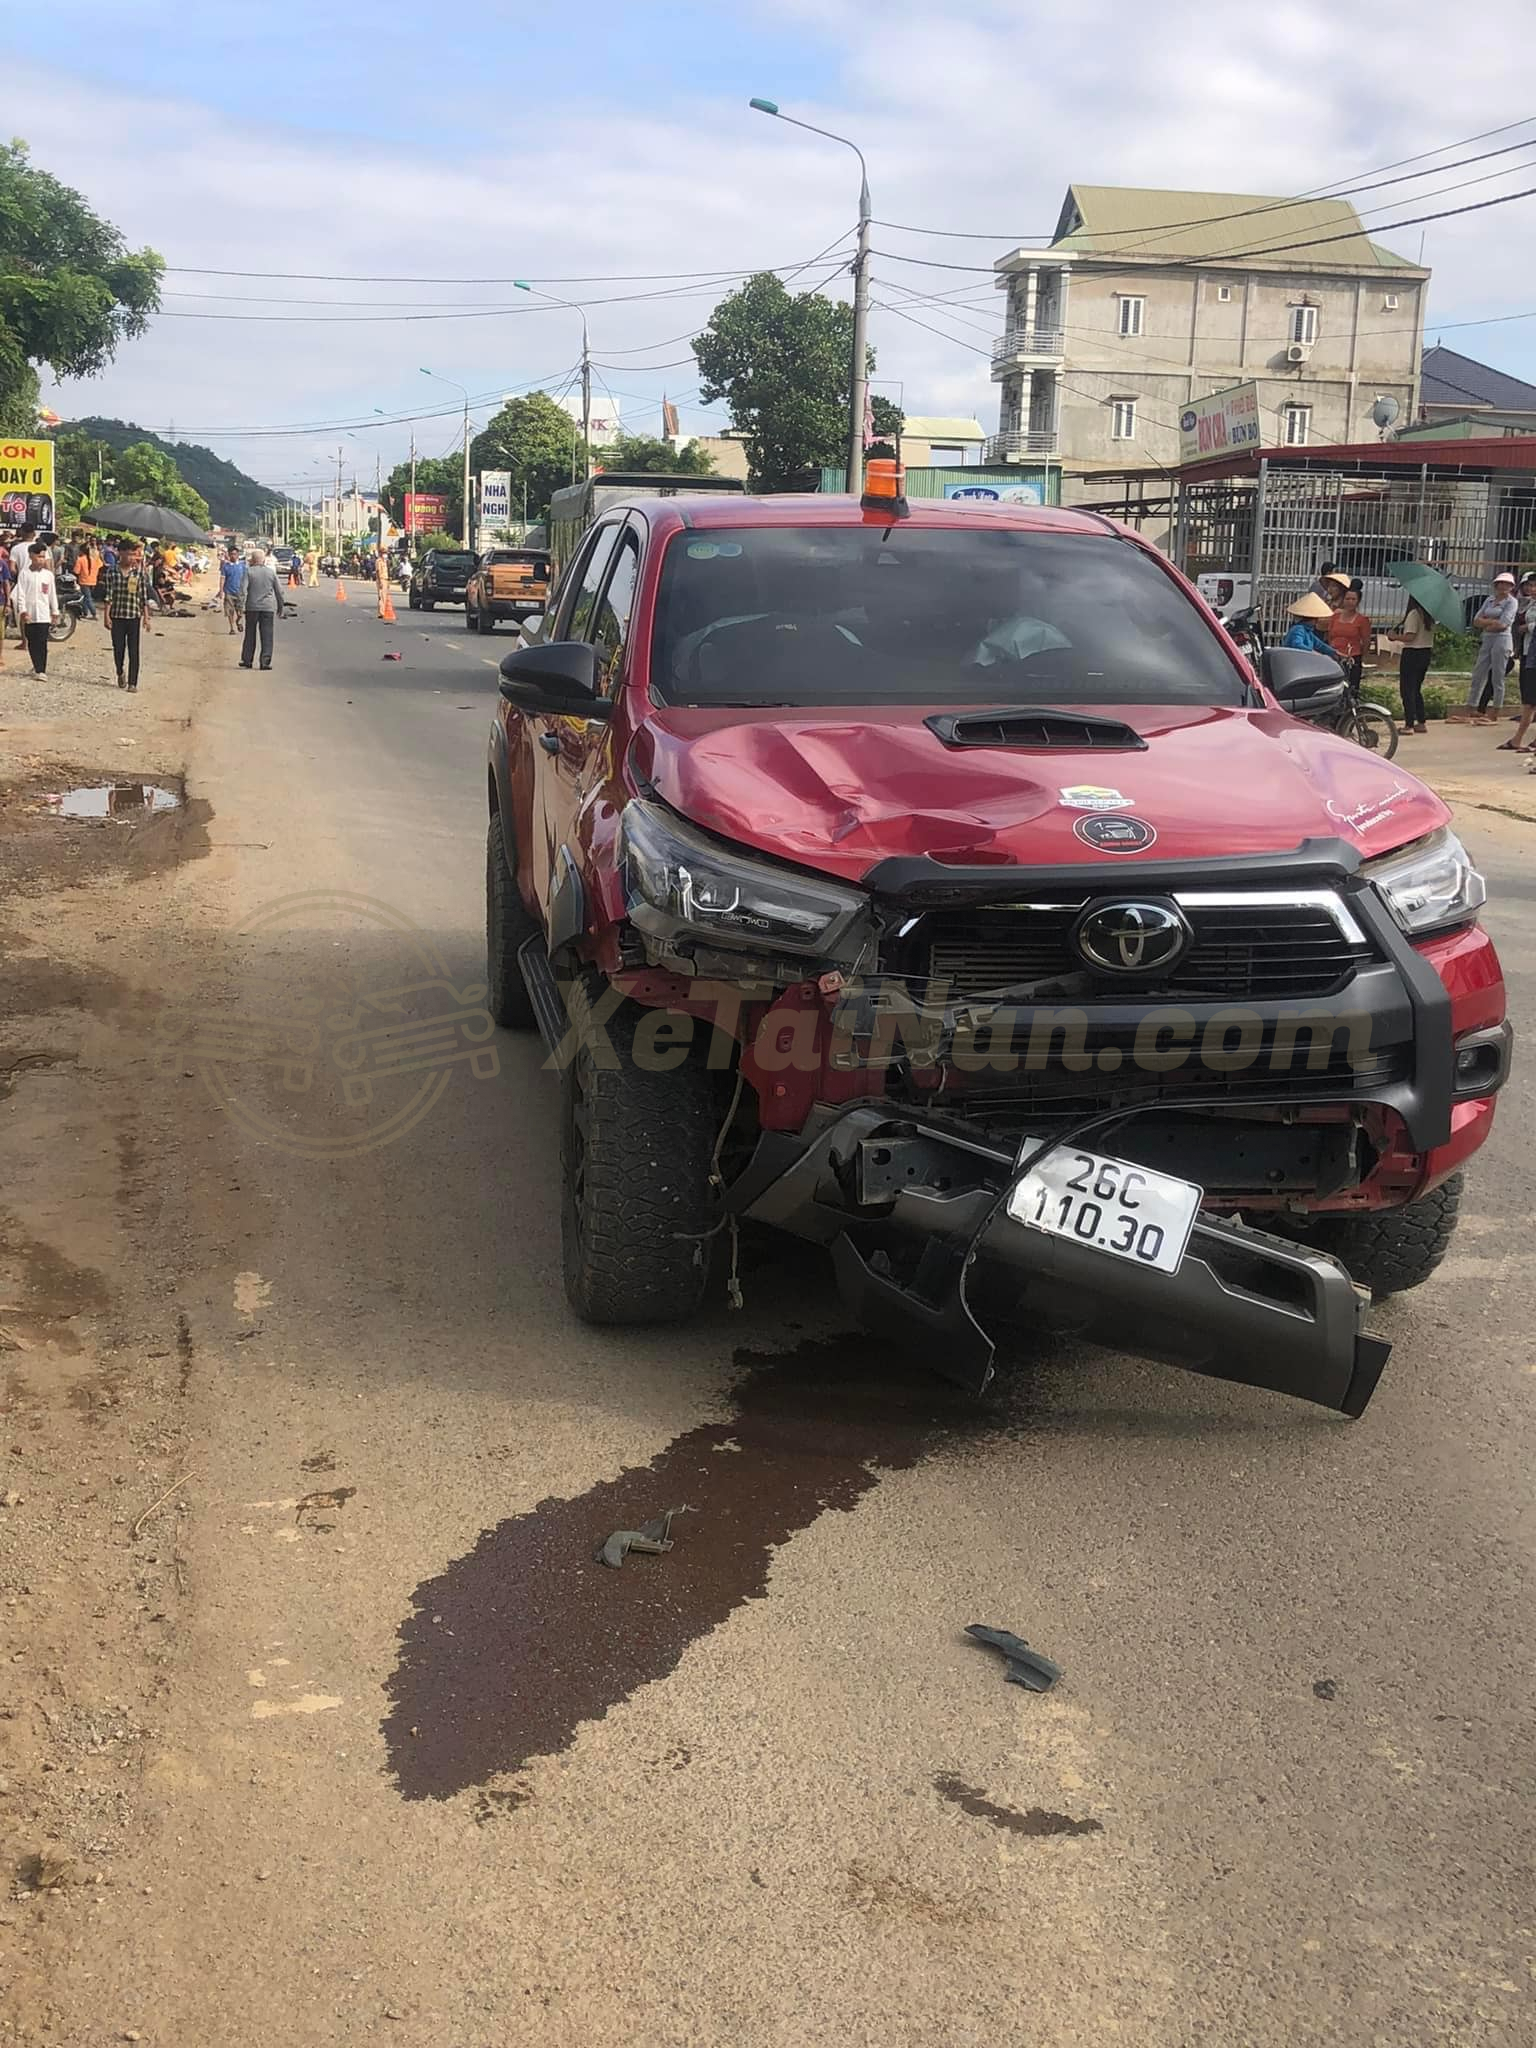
1059 785 1133 812
1073 814 1158 853
1326 783 1411 835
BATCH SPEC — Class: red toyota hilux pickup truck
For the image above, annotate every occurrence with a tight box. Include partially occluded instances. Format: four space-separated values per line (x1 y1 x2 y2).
485 480 1509 1417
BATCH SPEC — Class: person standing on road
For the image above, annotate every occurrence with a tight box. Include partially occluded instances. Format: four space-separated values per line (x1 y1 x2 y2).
1326 583 1372 686
305 545 319 587
218 545 247 635
9 522 37 579
375 548 392 617
73 533 101 619
1465 572 1519 724
101 539 153 690
14 540 60 676
240 548 282 671
1388 599 1435 736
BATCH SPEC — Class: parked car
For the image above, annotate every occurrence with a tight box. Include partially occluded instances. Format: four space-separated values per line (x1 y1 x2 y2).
484 485 1509 1419
465 547 550 634
408 549 476 610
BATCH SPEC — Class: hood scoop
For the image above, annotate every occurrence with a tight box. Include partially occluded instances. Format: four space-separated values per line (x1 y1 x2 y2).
925 707 1148 752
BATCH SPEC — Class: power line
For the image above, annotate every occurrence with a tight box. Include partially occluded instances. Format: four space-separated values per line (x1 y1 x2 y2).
869 116 1536 247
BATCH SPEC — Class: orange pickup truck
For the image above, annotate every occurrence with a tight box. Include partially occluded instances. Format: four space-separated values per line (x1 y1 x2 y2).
464 547 550 634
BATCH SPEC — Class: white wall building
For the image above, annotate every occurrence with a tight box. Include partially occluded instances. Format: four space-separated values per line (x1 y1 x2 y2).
990 186 1428 477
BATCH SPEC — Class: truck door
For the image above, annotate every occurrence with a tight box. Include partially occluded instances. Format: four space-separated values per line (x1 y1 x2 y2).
525 517 630 908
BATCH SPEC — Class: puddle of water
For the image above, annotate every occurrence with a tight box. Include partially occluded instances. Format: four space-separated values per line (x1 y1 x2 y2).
383 1337 993 1801
45 783 180 821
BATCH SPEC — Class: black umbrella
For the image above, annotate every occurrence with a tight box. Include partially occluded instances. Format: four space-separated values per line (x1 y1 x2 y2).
83 500 210 543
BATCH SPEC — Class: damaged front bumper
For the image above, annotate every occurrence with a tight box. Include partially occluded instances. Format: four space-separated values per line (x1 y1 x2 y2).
731 1104 1392 1417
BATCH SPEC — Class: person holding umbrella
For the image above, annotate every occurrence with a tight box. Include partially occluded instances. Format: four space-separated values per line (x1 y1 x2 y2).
1387 598 1435 735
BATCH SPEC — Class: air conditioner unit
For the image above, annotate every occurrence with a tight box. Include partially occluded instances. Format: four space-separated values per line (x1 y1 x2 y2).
1286 342 1312 365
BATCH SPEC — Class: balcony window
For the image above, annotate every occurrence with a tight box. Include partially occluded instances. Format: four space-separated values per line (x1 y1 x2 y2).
1111 398 1137 440
1118 296 1145 338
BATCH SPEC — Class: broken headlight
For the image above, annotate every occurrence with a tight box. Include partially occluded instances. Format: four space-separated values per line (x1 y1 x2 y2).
1365 827 1486 936
619 798 868 956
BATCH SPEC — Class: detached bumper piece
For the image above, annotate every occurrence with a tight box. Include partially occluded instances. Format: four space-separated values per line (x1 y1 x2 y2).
740 1109 1392 1418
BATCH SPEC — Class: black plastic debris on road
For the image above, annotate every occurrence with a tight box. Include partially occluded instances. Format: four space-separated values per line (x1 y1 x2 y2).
598 1511 675 1569
965 1623 1062 1692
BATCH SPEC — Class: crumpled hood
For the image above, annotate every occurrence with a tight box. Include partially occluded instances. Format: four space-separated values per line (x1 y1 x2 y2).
630 702 1449 882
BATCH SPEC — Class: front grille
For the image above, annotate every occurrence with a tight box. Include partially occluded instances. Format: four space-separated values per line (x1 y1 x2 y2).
895 1037 1410 1138
905 899 1369 1003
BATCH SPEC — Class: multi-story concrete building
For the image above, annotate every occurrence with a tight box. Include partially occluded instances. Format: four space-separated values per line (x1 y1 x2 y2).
989 186 1428 475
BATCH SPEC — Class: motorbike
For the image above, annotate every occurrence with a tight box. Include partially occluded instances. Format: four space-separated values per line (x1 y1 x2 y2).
1222 605 1398 759
47 570 89 643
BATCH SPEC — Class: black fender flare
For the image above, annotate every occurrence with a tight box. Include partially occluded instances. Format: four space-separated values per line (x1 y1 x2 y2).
547 846 586 958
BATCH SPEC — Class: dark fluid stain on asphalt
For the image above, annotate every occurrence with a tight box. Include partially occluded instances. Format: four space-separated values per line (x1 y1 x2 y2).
384 1337 988 1800
934 1772 1103 1838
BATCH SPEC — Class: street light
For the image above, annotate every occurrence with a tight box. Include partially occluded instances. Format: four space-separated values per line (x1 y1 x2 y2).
750 96 872 494
514 282 592 478
420 368 472 547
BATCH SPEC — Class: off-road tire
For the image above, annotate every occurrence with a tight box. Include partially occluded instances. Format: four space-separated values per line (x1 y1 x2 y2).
485 813 539 1030
407 590 420 610
1309 1173 1464 1299
560 984 719 1325
421 598 435 611
465 603 478 631
477 606 495 634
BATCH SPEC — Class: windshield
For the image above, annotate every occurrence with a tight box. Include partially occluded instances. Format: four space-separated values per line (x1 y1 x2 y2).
650 526 1246 707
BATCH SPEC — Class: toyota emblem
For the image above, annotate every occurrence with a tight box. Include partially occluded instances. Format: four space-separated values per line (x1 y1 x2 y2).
1073 900 1190 973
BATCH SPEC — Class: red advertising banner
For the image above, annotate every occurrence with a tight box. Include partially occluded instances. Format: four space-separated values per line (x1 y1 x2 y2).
405 492 449 535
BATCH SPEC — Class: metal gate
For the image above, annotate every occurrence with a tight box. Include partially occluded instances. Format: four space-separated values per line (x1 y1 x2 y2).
1249 460 1536 639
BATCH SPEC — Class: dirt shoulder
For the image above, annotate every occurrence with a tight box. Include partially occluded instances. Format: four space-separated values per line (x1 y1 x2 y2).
0 592 222 2041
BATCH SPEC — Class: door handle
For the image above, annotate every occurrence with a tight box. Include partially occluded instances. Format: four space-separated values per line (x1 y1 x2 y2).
538 733 561 754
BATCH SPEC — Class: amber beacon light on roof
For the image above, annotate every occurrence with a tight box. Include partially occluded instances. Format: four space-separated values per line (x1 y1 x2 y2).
861 457 909 518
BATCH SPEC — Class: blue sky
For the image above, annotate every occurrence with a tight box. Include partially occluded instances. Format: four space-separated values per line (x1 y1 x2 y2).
10 0 1536 494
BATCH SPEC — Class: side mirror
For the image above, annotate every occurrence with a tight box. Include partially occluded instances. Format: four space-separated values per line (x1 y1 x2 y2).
1262 644 1346 704
498 639 610 716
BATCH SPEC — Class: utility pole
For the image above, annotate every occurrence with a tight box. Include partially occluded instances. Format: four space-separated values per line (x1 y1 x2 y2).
462 398 472 551
751 98 872 495
409 434 417 549
513 284 591 479
847 173 872 498
335 445 344 556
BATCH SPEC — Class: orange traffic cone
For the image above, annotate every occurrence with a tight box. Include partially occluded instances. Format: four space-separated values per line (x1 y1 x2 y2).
380 589 396 623
335 577 348 603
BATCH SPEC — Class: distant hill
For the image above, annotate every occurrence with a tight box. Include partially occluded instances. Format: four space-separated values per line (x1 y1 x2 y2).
65 417 286 528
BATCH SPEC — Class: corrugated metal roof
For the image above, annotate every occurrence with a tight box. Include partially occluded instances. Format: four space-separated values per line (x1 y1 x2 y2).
1050 184 1416 269
900 416 986 441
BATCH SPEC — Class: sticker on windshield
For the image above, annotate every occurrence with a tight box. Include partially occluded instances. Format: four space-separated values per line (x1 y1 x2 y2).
1059 785 1133 812
1073 814 1157 853
686 541 743 560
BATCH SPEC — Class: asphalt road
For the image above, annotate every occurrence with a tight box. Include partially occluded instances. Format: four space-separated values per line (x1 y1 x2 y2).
75 585 1536 2044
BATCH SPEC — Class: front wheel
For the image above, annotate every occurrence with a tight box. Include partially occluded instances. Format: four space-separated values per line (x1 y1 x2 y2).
49 609 78 643
1303 1173 1463 1300
1342 701 1399 758
485 813 539 1031
477 606 495 634
560 985 720 1325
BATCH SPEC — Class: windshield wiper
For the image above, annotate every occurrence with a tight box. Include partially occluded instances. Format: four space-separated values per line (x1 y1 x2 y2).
926 707 1149 751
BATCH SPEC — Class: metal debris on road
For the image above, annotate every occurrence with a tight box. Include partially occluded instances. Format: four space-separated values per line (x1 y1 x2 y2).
964 1623 1062 1692
382 652 403 661
598 1510 676 1569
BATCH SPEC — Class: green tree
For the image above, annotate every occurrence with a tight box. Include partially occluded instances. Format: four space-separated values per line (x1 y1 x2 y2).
866 395 905 465
693 273 880 491
597 432 715 476
100 440 210 527
469 391 585 523
381 453 463 533
0 142 162 423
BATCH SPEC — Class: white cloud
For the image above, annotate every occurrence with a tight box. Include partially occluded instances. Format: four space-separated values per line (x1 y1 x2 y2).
18 0 1536 493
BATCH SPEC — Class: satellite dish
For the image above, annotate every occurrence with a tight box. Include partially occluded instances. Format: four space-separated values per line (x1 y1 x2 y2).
1372 394 1401 431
